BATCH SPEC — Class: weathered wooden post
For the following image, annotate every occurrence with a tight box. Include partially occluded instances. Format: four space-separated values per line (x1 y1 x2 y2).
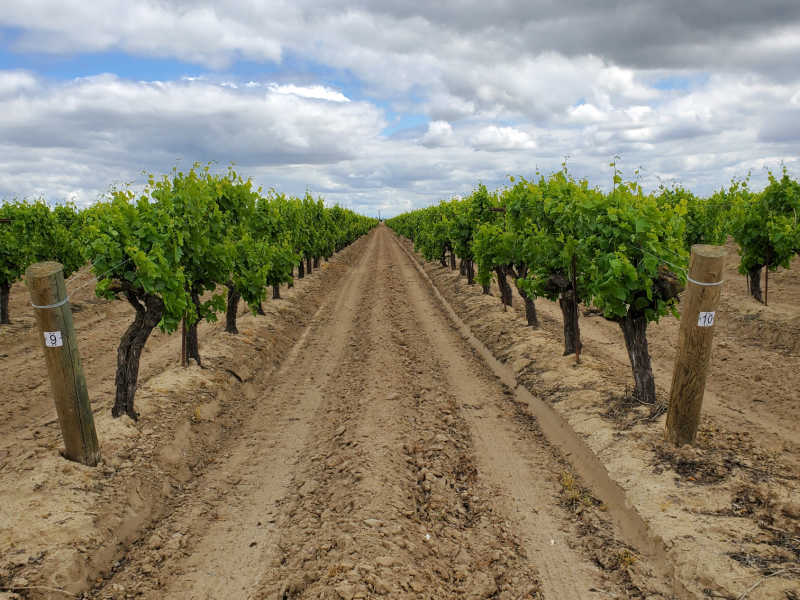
665 245 726 446
26 262 100 466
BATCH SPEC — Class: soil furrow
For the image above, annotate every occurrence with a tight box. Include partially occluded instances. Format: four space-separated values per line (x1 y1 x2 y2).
83 232 382 599
256 226 540 599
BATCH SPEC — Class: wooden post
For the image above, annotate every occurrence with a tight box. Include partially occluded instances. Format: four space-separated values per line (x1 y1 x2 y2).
26 262 100 466
665 245 726 446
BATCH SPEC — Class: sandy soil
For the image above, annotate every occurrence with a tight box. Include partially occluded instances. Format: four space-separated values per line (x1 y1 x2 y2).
1 226 796 599
0 237 368 598
409 238 800 600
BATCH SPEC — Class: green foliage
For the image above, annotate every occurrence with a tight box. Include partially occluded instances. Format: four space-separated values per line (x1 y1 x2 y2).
730 168 800 274
150 165 229 325
657 184 729 247
45 203 86 276
391 168 688 326
83 187 190 332
507 172 597 304
84 164 377 332
1 199 84 289
473 221 511 286
581 179 688 322
436 184 499 265
416 202 453 263
1 200 39 289
229 232 273 310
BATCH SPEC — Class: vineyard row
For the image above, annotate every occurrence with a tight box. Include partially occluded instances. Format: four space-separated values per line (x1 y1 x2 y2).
1 164 378 419
386 166 800 406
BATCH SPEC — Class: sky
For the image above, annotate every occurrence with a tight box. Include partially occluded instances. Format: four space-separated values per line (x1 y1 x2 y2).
1 1 799 217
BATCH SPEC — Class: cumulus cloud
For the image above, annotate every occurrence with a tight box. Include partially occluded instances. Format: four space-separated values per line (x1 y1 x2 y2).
0 73 384 204
0 2 799 215
419 120 457 147
0 70 38 97
470 126 536 151
568 103 608 125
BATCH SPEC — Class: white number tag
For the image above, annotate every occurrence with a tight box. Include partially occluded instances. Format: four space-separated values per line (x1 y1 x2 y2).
44 331 63 347
697 312 715 327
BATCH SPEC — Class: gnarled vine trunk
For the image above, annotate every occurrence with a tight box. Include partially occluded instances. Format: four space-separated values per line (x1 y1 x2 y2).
747 266 763 303
450 249 457 270
466 259 475 285
516 284 539 328
314 256 320 269
225 284 240 334
619 312 656 405
0 281 10 324
482 283 491 295
558 289 581 355
440 250 447 267
306 255 313 275
298 260 305 279
288 267 294 288
185 290 202 366
272 283 281 299
113 292 164 420
494 266 513 308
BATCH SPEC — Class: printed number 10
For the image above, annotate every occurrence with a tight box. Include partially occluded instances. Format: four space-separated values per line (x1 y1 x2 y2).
697 312 715 327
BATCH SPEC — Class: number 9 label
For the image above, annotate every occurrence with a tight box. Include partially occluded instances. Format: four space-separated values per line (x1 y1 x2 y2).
44 331 63 347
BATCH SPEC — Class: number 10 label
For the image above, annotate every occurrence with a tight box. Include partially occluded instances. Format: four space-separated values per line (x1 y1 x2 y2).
44 331 63 347
697 312 715 327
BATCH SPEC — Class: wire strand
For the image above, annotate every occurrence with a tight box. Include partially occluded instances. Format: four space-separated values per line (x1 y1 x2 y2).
68 256 133 295
634 245 688 275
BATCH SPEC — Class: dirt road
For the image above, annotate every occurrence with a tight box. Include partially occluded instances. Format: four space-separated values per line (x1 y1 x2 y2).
81 225 672 599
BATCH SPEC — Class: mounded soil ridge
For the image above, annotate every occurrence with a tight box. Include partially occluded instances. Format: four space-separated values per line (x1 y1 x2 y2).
1 225 797 599
394 230 800 600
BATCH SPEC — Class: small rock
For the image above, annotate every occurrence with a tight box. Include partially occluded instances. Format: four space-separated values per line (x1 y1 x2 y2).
782 502 800 519
370 576 392 594
468 572 497 599
375 555 396 568
298 479 319 497
363 518 382 528
334 583 357 600
9 554 29 567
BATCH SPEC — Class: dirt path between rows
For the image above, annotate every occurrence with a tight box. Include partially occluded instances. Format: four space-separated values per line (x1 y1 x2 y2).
83 225 675 599
408 239 799 598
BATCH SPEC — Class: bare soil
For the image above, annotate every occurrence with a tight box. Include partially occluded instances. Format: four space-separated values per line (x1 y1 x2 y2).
415 239 800 600
0 226 797 599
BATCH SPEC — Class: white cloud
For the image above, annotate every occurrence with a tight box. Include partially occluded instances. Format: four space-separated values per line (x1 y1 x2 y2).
0 70 37 97
419 120 456 147
0 73 383 205
266 83 350 103
470 126 536 151
0 3 799 215
568 103 608 124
